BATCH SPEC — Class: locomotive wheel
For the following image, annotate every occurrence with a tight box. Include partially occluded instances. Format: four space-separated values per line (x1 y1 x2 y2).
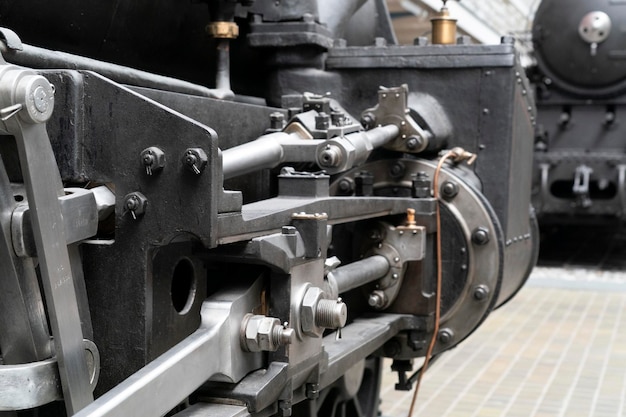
294 357 382 417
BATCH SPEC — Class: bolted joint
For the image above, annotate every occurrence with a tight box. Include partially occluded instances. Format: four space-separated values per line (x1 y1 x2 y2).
140 146 166 176
471 227 490 245
330 111 346 126
241 314 294 352
19 75 55 125
315 112 330 130
368 290 386 309
269 112 285 130
438 328 454 344
412 171 431 198
405 135 424 151
473 285 490 301
182 148 208 175
440 181 458 199
306 383 320 400
315 298 347 329
278 400 292 417
360 112 376 130
0 73 56 127
301 287 324 337
123 192 147 220
318 144 343 168
300 287 347 337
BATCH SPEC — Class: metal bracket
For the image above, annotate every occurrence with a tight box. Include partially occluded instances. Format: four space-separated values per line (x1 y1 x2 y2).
11 187 99 257
361 85 431 153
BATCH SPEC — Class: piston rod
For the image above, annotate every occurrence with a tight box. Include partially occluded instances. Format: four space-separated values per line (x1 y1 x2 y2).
329 255 390 294
222 124 400 179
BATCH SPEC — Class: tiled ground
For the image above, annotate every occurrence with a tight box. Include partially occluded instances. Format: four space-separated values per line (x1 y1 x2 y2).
379 267 626 417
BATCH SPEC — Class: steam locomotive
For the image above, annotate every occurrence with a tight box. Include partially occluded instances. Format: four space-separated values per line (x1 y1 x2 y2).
530 0 626 223
0 1 537 416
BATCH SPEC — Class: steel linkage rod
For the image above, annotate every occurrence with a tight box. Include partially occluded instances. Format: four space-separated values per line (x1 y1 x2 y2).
0 29 231 99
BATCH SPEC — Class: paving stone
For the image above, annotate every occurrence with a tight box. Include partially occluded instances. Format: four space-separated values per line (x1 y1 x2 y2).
379 267 626 416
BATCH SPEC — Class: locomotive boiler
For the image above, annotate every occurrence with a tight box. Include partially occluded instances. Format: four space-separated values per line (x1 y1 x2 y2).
530 0 626 222
0 1 537 416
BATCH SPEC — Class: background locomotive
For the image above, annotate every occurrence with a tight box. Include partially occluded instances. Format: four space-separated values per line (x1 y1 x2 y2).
529 0 626 225
0 0 537 416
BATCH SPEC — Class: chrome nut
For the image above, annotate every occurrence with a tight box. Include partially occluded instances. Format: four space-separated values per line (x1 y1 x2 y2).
301 286 325 337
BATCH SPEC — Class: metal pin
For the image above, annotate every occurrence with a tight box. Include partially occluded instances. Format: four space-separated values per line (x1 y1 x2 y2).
0 103 23 121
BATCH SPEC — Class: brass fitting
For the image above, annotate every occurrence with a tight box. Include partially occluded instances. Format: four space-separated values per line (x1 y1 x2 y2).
404 208 417 228
431 3 457 45
206 21 239 39
448 146 477 165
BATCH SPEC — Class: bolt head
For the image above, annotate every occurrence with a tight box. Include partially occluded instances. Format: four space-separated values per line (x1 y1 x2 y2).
337 178 354 194
406 135 424 151
389 162 406 178
140 147 166 174
182 148 208 174
242 315 283 352
368 291 385 309
306 383 320 399
472 227 490 245
438 329 453 344
301 287 324 337
123 192 148 217
360 112 376 129
473 285 489 301
441 181 458 199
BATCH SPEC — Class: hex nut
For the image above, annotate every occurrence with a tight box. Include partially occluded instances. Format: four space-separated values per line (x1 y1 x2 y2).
182 148 208 175
140 147 166 175
301 287 325 337
123 192 148 218
242 314 285 352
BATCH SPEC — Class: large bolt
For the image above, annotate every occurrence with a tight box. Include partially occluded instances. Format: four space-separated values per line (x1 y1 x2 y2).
301 287 347 337
315 112 330 130
318 145 342 167
123 192 148 220
389 161 406 179
241 314 294 352
360 112 376 129
330 111 346 126
17 75 55 124
412 171 431 198
441 181 458 199
182 148 208 175
140 147 165 176
406 135 424 151
471 227 490 245
278 400 292 417
473 285 490 301
315 298 347 329
438 329 453 344
337 178 354 195
368 290 386 309
306 383 320 400
269 112 285 130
